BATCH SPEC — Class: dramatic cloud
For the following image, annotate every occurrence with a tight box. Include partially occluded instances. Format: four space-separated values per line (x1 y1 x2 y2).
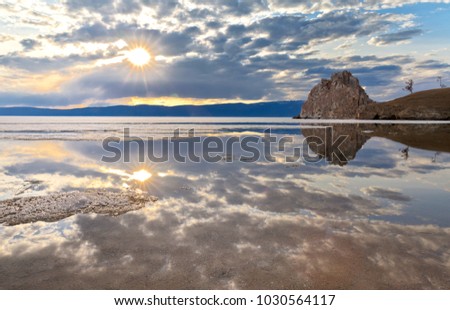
368 29 423 46
0 0 449 106
0 91 88 107
67 55 280 101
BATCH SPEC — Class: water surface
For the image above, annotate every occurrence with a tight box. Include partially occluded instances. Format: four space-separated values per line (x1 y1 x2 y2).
0 117 449 289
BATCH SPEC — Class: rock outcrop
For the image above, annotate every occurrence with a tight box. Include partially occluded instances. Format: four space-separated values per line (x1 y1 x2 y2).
297 71 373 119
295 71 450 120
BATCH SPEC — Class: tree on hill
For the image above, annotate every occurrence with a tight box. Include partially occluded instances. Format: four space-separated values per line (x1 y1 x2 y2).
437 76 447 88
403 79 414 94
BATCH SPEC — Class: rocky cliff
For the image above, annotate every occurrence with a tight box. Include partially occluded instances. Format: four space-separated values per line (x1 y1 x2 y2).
297 71 373 119
295 71 450 120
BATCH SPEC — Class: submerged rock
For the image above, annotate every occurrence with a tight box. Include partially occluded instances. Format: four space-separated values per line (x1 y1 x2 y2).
297 71 373 119
0 190 158 226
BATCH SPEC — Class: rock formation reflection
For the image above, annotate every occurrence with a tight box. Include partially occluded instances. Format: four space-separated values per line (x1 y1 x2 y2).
302 124 369 166
302 123 450 165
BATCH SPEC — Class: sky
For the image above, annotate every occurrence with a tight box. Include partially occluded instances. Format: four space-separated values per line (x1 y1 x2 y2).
0 0 449 108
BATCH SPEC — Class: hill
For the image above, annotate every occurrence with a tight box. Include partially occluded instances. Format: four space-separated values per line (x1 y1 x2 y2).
0 101 302 117
360 88 450 120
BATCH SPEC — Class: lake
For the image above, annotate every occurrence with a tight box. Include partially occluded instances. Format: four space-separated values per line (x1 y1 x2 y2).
0 117 449 289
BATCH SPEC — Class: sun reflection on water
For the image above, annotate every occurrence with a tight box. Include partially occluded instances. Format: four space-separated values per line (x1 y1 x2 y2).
129 169 152 182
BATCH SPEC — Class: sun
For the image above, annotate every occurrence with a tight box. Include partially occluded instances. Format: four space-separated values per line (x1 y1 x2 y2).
127 47 151 67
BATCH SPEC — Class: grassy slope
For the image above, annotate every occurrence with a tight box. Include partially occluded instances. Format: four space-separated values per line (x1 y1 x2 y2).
361 88 450 120
361 88 450 149
384 87 450 108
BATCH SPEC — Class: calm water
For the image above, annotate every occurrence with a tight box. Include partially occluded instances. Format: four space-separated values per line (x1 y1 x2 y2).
0 117 449 289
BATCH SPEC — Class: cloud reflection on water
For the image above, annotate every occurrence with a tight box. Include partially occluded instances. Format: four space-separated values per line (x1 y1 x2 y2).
0 123 449 289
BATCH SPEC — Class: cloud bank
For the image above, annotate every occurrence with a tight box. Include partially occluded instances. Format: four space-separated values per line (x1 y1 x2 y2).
0 0 449 107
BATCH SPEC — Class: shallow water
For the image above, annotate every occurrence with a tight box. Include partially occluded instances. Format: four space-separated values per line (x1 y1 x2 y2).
0 117 449 289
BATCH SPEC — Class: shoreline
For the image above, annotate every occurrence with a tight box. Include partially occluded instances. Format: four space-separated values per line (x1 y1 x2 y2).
292 119 450 124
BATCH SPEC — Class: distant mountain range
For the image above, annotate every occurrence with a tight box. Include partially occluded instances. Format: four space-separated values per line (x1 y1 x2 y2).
0 101 303 117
